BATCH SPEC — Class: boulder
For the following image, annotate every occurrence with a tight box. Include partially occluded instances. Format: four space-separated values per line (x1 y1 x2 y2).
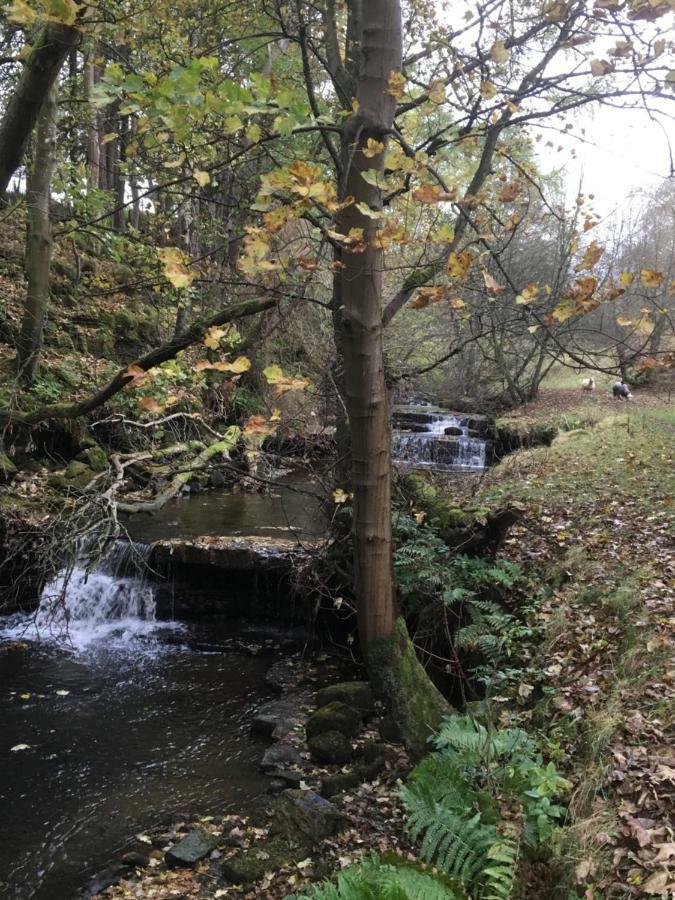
307 730 353 765
305 701 361 740
76 444 108 472
165 828 218 868
260 742 302 772
315 681 375 717
64 460 96 489
444 426 464 436
270 789 346 845
252 698 303 739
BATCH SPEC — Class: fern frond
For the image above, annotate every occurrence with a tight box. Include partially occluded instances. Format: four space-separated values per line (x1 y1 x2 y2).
294 852 467 900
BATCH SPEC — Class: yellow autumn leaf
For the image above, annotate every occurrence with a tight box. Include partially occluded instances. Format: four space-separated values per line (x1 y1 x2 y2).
574 240 605 272
480 81 498 99
448 298 466 310
246 123 261 142
616 315 633 327
483 270 504 295
528 324 539 333
516 283 539 304
490 40 510 63
590 59 613 76
192 170 210 187
122 364 151 389
332 488 351 504
203 326 227 350
412 183 442 203
447 251 474 281
641 269 663 288
218 355 251 374
409 286 447 309
43 0 80 26
362 138 385 158
356 201 385 219
158 247 196 290
163 153 186 169
427 79 446 104
263 364 312 394
388 70 406 99
551 300 576 322
224 115 243 134
7 0 37 25
619 271 635 287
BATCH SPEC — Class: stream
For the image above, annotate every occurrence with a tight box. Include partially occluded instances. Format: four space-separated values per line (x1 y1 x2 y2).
0 419 485 898
0 475 326 899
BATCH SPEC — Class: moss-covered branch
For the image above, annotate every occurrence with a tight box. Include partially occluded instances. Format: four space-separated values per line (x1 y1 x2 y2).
0 296 277 427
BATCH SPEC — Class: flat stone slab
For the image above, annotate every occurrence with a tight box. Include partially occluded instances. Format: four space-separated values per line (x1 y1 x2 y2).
260 742 302 772
165 828 218 868
252 698 304 739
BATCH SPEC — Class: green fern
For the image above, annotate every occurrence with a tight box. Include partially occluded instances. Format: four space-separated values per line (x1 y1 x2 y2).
293 853 468 900
481 832 519 900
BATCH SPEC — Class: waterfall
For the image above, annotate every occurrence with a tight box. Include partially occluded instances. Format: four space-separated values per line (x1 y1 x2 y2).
392 409 487 470
3 541 176 651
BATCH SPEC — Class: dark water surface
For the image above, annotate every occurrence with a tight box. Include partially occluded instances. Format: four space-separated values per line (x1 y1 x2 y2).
0 636 270 899
125 476 326 544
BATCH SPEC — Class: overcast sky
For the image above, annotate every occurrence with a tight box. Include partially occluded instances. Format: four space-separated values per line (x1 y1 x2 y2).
533 103 673 220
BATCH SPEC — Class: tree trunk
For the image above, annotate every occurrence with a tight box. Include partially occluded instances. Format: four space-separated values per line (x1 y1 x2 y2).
335 0 450 755
17 82 58 383
83 57 100 189
0 24 79 198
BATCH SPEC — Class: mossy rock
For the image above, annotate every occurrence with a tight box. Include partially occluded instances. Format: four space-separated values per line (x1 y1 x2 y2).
307 730 353 765
269 789 347 845
64 461 95 490
315 681 375 717
47 473 68 492
221 835 306 884
76 445 108 473
305 701 362 740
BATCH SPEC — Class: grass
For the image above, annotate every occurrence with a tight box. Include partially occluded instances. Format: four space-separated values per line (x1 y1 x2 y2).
465 387 674 897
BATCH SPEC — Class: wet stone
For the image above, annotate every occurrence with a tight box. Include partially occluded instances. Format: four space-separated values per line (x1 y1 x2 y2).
260 742 302 772
270 789 347 845
165 828 218 868
251 697 302 739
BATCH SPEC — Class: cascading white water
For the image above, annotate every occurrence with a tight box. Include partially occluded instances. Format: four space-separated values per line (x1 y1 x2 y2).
3 541 176 651
392 411 487 470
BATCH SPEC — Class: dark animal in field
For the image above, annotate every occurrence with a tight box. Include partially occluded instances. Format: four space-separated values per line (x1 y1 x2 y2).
612 380 633 400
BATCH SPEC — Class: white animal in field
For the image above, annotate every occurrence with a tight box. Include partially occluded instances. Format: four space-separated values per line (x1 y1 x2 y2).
581 377 596 391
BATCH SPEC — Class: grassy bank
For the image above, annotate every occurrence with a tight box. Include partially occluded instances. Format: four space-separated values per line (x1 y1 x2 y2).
471 400 674 897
